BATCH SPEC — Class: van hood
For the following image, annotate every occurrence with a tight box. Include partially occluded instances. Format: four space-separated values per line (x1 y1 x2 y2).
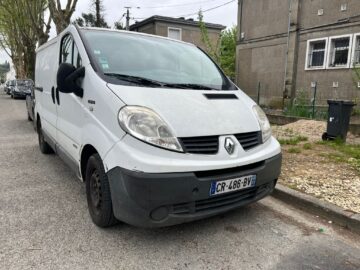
107 84 260 137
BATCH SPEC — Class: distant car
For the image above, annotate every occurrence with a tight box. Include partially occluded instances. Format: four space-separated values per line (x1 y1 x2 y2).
26 87 35 121
5 80 14 95
11 79 33 99
3 81 9 93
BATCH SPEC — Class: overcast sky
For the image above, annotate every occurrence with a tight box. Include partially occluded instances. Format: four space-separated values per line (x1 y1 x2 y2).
0 0 237 63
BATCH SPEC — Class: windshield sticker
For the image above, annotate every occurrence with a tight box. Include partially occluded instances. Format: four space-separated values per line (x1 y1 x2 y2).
98 56 110 70
94 50 101 55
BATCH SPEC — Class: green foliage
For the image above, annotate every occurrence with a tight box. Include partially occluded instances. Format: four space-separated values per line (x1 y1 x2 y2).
75 0 109 28
197 11 236 78
284 89 328 120
75 13 109 28
318 140 360 172
198 11 220 63
284 89 312 118
278 136 308 145
303 143 313 150
220 27 237 79
288 147 301 154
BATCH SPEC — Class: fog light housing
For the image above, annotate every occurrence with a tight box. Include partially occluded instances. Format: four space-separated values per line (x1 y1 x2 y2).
150 206 169 221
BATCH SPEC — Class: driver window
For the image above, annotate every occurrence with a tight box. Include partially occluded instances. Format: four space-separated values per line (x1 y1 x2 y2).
61 35 73 64
73 44 82 68
60 34 82 68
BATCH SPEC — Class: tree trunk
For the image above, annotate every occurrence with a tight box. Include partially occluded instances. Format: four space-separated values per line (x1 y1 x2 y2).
48 0 79 34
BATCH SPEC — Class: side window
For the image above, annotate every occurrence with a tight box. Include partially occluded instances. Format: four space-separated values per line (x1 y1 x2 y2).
61 34 82 68
73 43 83 68
61 35 73 64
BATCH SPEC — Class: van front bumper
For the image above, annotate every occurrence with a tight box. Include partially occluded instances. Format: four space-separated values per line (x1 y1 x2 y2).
107 153 282 228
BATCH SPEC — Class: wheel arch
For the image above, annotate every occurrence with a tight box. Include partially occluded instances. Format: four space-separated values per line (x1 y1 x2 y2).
80 144 99 181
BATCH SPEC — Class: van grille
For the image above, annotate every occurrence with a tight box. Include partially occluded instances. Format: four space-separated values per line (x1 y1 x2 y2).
179 131 262 155
235 131 262 151
179 135 219 154
171 183 272 215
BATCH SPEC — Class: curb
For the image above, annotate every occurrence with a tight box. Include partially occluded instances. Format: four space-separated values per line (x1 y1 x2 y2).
272 184 360 234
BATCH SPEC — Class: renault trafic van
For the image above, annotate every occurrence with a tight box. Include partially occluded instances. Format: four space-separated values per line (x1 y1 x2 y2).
35 25 282 228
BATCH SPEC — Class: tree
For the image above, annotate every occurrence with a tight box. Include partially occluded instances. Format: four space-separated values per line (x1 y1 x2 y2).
198 11 237 79
48 0 79 34
220 26 237 79
198 11 220 64
0 0 50 79
114 21 125 30
75 0 109 28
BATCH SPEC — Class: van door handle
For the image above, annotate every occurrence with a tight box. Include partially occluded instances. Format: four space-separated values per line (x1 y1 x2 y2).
51 87 55 104
55 87 60 105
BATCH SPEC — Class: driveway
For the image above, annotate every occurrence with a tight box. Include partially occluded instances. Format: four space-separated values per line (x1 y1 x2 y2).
0 92 359 270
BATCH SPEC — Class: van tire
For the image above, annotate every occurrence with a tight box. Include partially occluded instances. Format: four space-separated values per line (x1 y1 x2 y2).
37 123 53 154
85 153 117 227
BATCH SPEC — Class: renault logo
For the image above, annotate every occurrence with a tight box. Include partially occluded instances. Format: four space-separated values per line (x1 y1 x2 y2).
224 137 235 155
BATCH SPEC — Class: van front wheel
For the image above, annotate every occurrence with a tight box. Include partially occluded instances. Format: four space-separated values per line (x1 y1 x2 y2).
86 154 117 227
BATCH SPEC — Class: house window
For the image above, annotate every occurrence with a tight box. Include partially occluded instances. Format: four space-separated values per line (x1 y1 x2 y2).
168 27 182 41
352 34 360 66
327 35 352 68
306 38 328 69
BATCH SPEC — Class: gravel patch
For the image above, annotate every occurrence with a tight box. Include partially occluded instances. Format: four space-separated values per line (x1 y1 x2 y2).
273 120 360 213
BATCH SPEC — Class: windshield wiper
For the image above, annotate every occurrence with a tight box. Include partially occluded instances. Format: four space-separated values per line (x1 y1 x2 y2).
165 83 216 90
105 73 217 90
104 73 165 87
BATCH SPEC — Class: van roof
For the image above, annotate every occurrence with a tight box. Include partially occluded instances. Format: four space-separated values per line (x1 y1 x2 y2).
36 24 196 53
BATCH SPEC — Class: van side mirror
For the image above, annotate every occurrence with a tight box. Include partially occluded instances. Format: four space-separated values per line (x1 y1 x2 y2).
57 63 85 98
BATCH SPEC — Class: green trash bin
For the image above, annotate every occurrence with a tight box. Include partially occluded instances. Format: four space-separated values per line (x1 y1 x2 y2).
322 100 355 142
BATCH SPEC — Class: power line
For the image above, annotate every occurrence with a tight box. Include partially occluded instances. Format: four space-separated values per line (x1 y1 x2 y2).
141 0 218 9
178 0 236 17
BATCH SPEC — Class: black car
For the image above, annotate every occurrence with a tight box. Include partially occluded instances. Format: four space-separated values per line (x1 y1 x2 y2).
11 79 33 99
26 87 35 121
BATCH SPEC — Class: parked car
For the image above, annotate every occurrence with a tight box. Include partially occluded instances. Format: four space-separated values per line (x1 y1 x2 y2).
26 87 35 121
11 79 33 99
35 25 282 228
3 80 10 93
6 80 15 95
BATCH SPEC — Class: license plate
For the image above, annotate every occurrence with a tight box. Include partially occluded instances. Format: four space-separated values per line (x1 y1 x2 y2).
209 175 256 196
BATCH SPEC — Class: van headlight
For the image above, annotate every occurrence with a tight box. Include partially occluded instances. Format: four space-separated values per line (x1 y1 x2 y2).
118 106 183 152
252 105 271 142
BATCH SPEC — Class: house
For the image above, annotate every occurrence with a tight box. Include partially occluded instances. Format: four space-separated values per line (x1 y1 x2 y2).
236 0 360 108
130 15 226 51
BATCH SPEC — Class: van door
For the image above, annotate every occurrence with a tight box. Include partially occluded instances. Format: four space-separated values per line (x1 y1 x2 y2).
56 34 84 167
35 41 58 144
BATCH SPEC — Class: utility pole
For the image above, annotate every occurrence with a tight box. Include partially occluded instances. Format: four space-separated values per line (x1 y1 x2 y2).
125 7 131 31
124 6 140 31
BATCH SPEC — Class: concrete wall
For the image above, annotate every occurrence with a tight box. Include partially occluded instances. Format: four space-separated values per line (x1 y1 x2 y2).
296 25 360 104
236 39 287 107
240 0 289 40
133 23 156 35
299 0 360 29
236 0 289 107
236 0 360 108
155 22 221 51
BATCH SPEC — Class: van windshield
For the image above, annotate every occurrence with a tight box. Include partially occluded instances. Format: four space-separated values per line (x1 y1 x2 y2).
82 30 234 90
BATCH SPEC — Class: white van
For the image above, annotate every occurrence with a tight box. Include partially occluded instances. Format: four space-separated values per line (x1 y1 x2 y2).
35 25 281 228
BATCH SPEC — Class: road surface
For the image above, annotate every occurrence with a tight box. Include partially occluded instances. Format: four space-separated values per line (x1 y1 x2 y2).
0 91 359 270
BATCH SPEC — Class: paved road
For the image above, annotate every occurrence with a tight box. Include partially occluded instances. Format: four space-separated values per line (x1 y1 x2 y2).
0 91 360 270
